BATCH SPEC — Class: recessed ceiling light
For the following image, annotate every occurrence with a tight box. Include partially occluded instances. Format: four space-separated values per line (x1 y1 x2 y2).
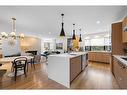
48 32 51 35
96 21 100 24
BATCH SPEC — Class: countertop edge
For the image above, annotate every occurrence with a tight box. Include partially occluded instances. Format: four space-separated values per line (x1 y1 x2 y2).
48 52 88 58
113 55 127 67
88 51 111 53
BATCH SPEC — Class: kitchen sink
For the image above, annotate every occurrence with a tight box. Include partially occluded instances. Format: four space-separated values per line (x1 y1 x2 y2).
121 57 127 61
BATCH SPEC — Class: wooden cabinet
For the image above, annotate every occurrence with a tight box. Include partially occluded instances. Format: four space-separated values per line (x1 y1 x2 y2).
122 16 127 42
111 22 127 72
70 56 81 82
88 52 111 63
113 57 127 88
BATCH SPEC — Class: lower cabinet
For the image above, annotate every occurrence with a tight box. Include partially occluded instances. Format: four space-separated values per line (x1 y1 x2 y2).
70 56 81 82
113 57 127 88
88 52 111 63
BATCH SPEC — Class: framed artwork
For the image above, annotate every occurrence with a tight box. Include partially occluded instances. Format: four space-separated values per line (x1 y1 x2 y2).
56 43 63 49
44 42 50 50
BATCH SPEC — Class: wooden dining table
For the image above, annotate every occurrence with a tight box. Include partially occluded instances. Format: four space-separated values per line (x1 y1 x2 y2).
0 56 34 64
0 56 34 77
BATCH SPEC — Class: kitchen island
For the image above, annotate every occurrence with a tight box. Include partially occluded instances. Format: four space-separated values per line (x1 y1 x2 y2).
47 52 88 88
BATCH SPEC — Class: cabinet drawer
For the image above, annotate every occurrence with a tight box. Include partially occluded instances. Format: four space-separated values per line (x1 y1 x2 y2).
113 57 127 88
88 52 110 63
70 56 81 82
113 58 121 81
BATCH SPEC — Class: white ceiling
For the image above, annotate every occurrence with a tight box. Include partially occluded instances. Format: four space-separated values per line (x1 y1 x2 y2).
0 6 126 38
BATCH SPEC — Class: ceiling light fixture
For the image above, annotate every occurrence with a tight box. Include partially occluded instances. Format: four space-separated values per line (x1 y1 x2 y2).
72 24 76 40
60 14 65 37
49 32 51 35
1 17 24 40
96 21 100 24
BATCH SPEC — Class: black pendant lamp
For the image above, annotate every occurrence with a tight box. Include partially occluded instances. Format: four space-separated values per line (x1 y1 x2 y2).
72 24 76 40
79 29 82 42
60 14 65 37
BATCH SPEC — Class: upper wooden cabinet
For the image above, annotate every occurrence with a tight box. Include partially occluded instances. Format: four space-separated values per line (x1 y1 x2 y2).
122 16 127 43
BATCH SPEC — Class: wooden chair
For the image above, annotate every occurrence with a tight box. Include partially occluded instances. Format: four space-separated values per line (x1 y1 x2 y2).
28 55 41 69
13 57 27 81
27 57 35 70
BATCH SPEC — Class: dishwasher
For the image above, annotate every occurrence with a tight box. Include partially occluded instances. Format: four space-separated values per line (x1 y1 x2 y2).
81 54 88 71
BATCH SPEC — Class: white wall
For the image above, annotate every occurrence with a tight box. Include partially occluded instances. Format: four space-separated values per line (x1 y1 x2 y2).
2 36 42 57
41 38 55 52
41 37 68 52
41 37 68 53
20 36 41 54
2 39 21 57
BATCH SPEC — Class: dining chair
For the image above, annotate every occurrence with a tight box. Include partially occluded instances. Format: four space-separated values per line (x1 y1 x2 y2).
13 57 27 81
27 55 41 69
41 51 50 61
27 57 35 70
25 52 36 70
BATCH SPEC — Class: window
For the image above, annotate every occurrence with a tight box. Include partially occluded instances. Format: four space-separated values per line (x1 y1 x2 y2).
84 39 91 46
56 43 63 50
91 38 104 46
84 36 111 51
91 46 104 51
85 46 91 51
104 37 111 46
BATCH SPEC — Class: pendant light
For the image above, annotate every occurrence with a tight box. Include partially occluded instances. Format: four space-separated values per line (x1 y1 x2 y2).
72 24 76 40
60 14 65 37
79 29 82 42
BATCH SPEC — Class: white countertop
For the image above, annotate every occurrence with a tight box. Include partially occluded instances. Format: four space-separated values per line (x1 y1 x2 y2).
49 52 88 58
113 55 127 66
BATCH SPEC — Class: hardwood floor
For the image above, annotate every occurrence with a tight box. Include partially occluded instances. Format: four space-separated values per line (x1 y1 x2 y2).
0 61 119 89
71 61 119 89
0 62 66 89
